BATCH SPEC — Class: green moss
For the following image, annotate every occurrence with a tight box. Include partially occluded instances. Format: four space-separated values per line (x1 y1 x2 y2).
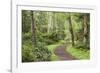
67 47 90 59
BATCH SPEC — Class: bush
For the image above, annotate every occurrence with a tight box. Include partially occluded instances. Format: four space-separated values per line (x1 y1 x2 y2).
33 42 52 61
22 41 52 62
22 45 35 62
48 31 66 43
22 32 32 40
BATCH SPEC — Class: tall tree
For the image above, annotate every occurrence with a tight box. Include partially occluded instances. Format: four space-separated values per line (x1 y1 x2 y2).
83 13 90 49
47 12 52 33
68 13 75 46
31 11 36 46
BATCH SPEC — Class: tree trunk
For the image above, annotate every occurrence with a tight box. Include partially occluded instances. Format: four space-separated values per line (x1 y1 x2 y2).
83 14 90 49
47 12 52 33
31 11 36 46
68 13 75 46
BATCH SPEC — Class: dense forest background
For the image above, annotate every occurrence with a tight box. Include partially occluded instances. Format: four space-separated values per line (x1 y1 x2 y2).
22 10 90 62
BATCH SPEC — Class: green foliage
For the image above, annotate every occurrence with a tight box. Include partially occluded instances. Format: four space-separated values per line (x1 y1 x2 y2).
33 42 52 61
22 44 34 62
36 30 66 45
22 32 52 62
22 41 52 62
35 11 48 33
67 47 90 59
43 31 66 44
22 10 31 33
22 32 32 40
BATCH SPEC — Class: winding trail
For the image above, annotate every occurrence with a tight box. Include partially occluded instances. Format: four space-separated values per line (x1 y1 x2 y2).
54 45 76 60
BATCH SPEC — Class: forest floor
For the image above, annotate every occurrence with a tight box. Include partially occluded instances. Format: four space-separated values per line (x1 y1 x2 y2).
54 45 76 60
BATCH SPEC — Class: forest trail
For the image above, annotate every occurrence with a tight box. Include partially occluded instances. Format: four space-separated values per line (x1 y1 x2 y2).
54 45 76 60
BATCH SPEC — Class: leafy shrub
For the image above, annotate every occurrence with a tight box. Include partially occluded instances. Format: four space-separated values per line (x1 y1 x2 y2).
33 42 52 61
48 31 66 42
22 41 52 62
22 45 35 62
22 32 32 40
36 30 66 45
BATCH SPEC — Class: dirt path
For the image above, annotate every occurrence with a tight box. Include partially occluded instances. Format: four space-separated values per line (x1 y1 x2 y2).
54 45 76 60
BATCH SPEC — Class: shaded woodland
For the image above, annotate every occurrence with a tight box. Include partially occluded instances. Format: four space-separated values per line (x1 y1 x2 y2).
22 10 90 62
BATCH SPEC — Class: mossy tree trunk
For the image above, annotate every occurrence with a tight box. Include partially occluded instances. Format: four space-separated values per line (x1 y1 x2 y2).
31 11 36 47
68 13 75 46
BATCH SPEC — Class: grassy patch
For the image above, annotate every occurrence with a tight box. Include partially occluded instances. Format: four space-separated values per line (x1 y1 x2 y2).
46 44 61 61
67 47 90 60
